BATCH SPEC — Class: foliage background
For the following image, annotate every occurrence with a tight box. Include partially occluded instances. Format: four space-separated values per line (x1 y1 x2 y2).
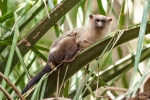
0 0 150 100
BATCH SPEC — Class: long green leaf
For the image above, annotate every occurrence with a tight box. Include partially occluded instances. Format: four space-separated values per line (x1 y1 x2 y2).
128 0 150 97
75 44 150 98
40 77 48 99
97 0 106 15
31 74 47 100
16 46 30 79
31 47 47 62
0 0 6 15
8 55 37 94
0 3 26 22
0 12 20 99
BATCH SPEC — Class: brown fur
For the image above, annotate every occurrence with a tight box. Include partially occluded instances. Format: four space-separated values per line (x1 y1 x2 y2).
22 14 112 94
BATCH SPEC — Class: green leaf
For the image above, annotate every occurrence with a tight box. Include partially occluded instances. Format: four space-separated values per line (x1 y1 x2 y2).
40 77 48 99
8 55 37 94
0 24 11 31
31 74 47 100
54 24 61 38
16 46 30 79
31 47 47 62
0 0 7 15
107 0 117 18
128 0 150 97
63 80 69 97
97 0 106 15
34 45 49 52
0 3 26 22
0 12 20 99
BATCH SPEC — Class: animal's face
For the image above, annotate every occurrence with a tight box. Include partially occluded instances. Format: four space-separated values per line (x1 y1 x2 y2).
89 14 112 29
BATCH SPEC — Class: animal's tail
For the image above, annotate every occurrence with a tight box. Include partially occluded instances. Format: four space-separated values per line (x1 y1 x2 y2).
22 64 52 94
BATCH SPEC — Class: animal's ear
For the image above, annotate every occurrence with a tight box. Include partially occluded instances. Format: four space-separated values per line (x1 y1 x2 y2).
89 14 93 19
107 17 112 22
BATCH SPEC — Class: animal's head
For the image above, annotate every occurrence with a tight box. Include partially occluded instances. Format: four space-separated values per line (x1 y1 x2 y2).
89 14 112 30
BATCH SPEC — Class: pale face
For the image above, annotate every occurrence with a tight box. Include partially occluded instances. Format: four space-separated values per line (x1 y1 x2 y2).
89 14 112 30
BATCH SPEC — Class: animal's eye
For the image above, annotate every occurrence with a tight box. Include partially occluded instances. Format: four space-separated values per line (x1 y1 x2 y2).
95 19 100 22
101 20 106 23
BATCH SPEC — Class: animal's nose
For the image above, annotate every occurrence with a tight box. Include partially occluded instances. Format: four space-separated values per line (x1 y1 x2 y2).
98 22 103 28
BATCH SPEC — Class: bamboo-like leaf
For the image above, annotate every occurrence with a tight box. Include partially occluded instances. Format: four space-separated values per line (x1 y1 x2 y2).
107 0 117 18
0 54 6 61
0 12 20 99
54 24 61 38
97 0 106 15
128 0 150 97
63 80 69 98
8 55 37 94
132 58 150 96
31 74 47 100
76 44 150 98
118 0 125 29
86 84 95 98
0 3 26 22
0 39 11 45
19 0 44 30
0 24 11 31
40 77 48 100
16 46 30 79
0 0 6 15
34 45 49 52
31 47 47 62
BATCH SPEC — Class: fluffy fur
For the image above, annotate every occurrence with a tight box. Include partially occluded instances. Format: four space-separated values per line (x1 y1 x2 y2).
22 14 112 94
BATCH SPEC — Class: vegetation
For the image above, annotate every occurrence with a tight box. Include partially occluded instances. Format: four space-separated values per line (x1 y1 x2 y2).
0 0 150 100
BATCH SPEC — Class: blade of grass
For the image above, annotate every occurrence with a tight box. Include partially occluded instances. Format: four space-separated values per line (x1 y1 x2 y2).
0 0 7 15
97 0 106 15
107 0 117 18
40 76 48 100
0 24 11 31
0 54 7 61
82 44 150 98
19 0 44 30
31 73 47 100
0 3 26 22
128 0 150 97
132 58 150 96
86 84 95 98
31 47 47 62
33 45 49 52
118 0 125 29
54 24 61 38
0 12 20 99
16 46 30 79
8 55 37 94
63 80 69 97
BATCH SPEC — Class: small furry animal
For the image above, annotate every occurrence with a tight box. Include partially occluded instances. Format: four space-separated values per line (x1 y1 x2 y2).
22 14 112 94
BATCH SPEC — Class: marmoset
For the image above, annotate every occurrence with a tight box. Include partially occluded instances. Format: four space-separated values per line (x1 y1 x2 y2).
22 14 112 94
